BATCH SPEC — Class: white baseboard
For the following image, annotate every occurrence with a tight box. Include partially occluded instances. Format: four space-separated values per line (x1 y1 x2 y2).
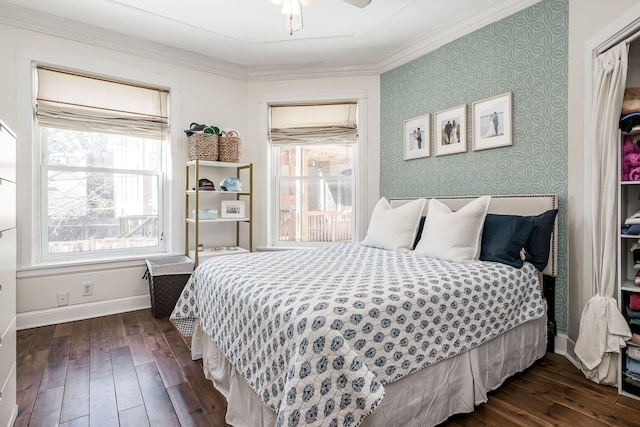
553 332 580 369
16 295 151 330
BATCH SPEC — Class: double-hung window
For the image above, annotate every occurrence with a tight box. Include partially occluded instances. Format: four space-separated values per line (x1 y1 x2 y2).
35 66 169 260
269 102 357 246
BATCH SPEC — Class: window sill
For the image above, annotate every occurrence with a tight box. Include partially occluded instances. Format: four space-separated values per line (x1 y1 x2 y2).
17 252 185 279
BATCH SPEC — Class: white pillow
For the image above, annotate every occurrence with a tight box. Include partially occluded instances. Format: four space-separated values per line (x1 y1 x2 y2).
413 196 491 263
361 197 427 252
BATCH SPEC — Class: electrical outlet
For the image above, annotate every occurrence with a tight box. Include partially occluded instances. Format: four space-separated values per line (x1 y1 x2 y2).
57 292 69 306
82 281 93 296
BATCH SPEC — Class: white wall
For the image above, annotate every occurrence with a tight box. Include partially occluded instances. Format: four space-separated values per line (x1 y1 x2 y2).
0 23 247 322
566 0 640 354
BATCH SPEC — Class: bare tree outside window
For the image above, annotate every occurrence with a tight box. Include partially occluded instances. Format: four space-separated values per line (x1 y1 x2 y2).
43 127 161 255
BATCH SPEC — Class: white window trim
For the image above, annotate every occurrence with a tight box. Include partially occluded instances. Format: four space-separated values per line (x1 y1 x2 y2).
259 90 369 249
16 48 183 272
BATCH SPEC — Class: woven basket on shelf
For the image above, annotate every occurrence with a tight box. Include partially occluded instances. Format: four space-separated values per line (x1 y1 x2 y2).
218 136 241 163
188 134 219 161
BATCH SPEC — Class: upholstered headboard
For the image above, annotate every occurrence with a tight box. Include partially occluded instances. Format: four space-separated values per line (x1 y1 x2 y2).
389 194 558 277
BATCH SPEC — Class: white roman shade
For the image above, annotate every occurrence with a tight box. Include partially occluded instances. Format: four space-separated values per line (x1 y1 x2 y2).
36 67 169 139
269 102 357 145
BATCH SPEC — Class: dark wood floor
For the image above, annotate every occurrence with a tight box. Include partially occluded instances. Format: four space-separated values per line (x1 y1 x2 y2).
14 309 640 427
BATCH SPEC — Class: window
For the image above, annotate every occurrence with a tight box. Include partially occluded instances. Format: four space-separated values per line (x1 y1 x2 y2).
269 103 357 246
35 66 168 259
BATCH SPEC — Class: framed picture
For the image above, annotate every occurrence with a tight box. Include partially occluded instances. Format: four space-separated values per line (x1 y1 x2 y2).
472 92 513 151
434 104 467 156
221 200 246 218
403 114 430 160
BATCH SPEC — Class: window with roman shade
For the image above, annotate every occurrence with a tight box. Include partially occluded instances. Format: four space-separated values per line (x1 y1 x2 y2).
35 66 169 259
269 102 357 246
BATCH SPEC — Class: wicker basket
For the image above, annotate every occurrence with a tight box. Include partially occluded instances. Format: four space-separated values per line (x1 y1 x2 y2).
188 134 219 161
144 257 194 318
218 136 241 163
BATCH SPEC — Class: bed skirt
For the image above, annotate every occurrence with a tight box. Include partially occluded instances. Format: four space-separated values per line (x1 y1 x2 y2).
191 315 547 427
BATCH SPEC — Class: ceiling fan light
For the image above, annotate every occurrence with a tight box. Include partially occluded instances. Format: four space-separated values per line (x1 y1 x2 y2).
281 0 302 16
287 12 303 35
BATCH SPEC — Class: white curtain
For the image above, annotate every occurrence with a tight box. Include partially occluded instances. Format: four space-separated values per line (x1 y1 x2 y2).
575 41 632 385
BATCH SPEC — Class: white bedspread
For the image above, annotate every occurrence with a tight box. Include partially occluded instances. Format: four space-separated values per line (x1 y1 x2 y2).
170 243 545 427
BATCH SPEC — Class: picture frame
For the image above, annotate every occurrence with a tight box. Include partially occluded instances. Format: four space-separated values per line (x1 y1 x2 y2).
472 92 513 151
220 200 246 219
434 104 467 156
403 113 430 160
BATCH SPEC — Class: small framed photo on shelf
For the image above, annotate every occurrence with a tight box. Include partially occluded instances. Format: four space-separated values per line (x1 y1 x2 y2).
472 92 513 151
434 104 467 156
221 200 246 218
403 114 430 160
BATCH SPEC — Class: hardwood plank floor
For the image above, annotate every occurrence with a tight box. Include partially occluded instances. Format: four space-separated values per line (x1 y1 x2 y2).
14 309 640 426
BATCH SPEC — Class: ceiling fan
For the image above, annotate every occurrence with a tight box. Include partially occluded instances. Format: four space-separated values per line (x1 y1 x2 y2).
271 0 372 35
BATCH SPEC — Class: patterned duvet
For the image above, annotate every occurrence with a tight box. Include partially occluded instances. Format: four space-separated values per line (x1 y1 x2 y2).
170 243 545 427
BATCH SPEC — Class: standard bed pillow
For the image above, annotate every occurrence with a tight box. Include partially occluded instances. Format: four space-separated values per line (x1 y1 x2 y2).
413 196 491 263
480 214 537 268
523 209 558 271
361 197 427 252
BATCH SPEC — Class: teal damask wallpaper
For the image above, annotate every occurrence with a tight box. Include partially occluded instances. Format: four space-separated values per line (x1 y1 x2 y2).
380 0 568 332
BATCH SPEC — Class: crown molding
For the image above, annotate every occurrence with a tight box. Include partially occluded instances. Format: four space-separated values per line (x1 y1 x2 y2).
0 0 542 81
0 2 248 81
246 61 381 81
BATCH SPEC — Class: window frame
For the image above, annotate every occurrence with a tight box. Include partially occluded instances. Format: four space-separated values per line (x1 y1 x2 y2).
37 126 167 261
16 49 183 269
262 91 368 249
270 142 356 247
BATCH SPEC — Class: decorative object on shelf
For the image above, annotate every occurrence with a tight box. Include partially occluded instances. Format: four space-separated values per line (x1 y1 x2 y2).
434 104 467 156
184 122 221 137
188 133 218 161
220 177 243 191
219 134 242 162
192 209 218 220
472 92 513 151
403 113 430 160
221 200 246 218
198 178 215 190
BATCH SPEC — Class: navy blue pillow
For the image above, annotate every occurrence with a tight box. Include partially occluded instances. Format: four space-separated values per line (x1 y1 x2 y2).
523 209 558 271
480 214 537 268
412 216 426 250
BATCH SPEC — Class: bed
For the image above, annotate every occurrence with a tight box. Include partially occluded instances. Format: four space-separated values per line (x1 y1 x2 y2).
171 194 558 427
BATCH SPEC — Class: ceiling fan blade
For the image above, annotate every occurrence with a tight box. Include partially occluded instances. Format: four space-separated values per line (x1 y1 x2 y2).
342 0 371 8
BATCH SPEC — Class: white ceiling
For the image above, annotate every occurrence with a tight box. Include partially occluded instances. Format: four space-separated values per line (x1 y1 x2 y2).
0 0 541 80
